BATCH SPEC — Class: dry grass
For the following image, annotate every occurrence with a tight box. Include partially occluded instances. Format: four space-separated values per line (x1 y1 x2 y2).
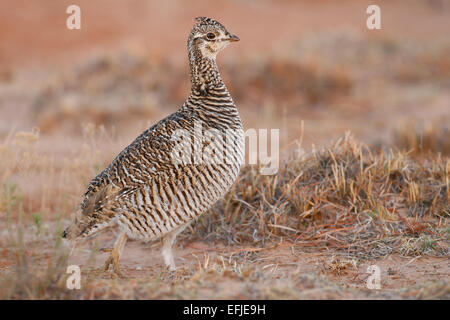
191 133 448 259
392 119 450 157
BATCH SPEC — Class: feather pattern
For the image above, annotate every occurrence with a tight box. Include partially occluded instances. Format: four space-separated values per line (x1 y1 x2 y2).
64 17 244 246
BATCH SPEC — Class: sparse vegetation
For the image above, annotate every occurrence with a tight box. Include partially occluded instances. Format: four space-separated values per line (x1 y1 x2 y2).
392 119 449 157
192 134 448 257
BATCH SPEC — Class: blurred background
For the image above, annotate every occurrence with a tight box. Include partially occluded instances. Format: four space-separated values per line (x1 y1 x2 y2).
0 0 449 208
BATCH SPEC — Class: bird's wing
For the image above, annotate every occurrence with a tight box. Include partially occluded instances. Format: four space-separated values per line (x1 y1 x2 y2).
80 182 137 217
78 113 181 218
76 109 193 233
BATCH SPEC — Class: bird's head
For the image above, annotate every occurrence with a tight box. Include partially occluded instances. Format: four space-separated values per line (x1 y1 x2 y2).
188 17 239 60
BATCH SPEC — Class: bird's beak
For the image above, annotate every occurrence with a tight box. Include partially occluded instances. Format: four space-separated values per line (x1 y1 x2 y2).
228 34 240 42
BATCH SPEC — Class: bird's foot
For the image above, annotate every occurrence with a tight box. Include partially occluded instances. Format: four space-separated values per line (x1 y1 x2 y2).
167 263 176 272
103 251 126 278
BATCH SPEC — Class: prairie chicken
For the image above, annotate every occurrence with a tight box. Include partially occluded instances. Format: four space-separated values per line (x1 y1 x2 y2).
63 17 244 276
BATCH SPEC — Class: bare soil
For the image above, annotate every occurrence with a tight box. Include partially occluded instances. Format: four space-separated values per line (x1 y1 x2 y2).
64 236 449 299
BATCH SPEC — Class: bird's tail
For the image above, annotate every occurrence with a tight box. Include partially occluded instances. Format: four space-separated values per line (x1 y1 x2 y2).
62 185 135 240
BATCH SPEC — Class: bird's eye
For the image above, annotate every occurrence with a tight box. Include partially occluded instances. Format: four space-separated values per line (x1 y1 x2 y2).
206 32 216 40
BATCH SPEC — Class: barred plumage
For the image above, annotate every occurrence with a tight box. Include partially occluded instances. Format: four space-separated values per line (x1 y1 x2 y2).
63 17 244 275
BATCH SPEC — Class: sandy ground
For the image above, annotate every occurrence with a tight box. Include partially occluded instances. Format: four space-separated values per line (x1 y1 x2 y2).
64 235 449 299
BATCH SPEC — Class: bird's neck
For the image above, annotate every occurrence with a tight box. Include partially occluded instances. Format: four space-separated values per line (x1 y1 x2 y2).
189 49 225 94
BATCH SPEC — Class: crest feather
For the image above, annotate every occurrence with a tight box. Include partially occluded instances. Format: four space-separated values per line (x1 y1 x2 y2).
195 16 209 22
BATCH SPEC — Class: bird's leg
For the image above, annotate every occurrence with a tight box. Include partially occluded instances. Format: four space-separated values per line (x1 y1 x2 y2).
103 231 127 277
161 223 190 271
